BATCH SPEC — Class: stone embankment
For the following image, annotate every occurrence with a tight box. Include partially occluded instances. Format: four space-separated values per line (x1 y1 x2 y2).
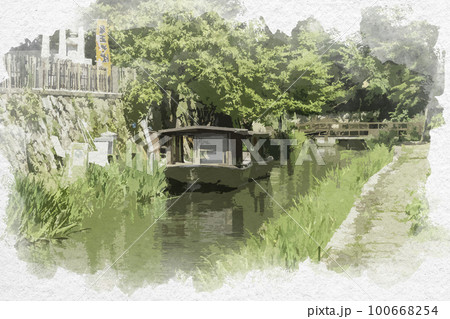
0 92 126 173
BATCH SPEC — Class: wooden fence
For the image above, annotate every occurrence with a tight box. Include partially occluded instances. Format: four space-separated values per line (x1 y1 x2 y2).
296 121 424 138
0 53 136 93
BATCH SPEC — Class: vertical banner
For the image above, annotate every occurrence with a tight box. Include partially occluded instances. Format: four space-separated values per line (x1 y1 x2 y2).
96 19 111 76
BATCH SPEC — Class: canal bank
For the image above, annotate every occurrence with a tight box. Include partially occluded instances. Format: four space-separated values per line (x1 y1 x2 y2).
6 138 352 289
193 144 394 289
325 143 450 288
0 134 388 294
1 141 450 300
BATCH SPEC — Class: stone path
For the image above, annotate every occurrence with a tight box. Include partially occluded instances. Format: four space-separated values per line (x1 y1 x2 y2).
325 143 450 288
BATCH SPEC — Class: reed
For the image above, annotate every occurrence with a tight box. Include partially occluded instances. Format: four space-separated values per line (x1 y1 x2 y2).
6 161 167 243
194 144 393 290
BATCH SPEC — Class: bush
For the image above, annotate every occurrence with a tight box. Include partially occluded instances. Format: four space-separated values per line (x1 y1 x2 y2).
7 173 84 243
428 113 445 130
6 161 167 243
366 130 398 151
405 197 428 235
5 90 46 129
407 126 421 141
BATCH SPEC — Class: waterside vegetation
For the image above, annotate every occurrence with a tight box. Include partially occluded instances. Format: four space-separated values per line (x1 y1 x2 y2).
6 161 167 243
195 144 393 289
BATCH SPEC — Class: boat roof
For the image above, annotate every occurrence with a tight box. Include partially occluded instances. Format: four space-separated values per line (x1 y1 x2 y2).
158 126 267 136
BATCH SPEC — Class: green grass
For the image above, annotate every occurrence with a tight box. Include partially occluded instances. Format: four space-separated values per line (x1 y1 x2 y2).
194 144 393 290
7 173 81 243
405 196 429 235
6 161 167 243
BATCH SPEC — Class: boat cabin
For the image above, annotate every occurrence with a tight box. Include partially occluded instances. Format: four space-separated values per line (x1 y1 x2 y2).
157 126 269 167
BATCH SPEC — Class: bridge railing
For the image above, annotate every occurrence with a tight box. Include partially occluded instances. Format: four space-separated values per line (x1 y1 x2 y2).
0 53 136 94
297 121 424 137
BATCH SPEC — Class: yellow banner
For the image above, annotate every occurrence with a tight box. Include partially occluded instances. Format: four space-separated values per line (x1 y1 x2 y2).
96 19 111 76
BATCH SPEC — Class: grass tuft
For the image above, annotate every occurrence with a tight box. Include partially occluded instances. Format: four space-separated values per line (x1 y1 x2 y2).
194 144 393 290
405 196 429 235
6 161 167 243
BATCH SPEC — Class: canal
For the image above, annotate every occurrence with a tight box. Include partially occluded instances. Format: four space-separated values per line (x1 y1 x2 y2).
17 145 364 293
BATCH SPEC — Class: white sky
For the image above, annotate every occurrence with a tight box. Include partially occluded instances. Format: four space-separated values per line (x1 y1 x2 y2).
1 1 448 77
0 0 94 81
241 0 450 48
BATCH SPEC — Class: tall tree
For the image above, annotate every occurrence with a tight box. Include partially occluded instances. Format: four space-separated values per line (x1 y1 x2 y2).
105 7 435 128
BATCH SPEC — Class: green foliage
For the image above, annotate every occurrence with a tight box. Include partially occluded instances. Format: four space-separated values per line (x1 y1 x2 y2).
6 162 167 243
428 112 445 129
113 13 347 127
387 68 429 121
122 79 164 131
366 130 399 151
95 4 436 127
103 100 130 152
407 126 421 141
50 119 61 137
85 0 244 33
85 161 167 210
7 173 84 243
336 43 429 120
83 95 103 137
5 91 46 128
288 130 307 146
195 145 393 289
405 197 429 235
356 6 440 119
288 130 307 163
113 10 433 126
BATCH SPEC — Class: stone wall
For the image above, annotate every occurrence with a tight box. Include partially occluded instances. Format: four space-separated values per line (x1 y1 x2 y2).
0 91 128 173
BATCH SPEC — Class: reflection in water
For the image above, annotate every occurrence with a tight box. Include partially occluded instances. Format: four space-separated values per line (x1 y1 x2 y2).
16 146 362 292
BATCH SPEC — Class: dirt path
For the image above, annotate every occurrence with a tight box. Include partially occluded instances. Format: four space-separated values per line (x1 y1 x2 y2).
325 143 450 288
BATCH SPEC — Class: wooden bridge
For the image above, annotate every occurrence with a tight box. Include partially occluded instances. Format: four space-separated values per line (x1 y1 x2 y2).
297 121 424 140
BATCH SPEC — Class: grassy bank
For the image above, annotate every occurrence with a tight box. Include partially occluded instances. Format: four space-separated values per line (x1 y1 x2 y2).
195 144 393 290
6 162 167 243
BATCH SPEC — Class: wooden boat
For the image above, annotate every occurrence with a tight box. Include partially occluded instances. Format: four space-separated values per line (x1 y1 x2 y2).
157 126 273 190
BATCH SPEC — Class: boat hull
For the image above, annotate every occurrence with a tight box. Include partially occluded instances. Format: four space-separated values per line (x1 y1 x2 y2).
165 159 273 190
